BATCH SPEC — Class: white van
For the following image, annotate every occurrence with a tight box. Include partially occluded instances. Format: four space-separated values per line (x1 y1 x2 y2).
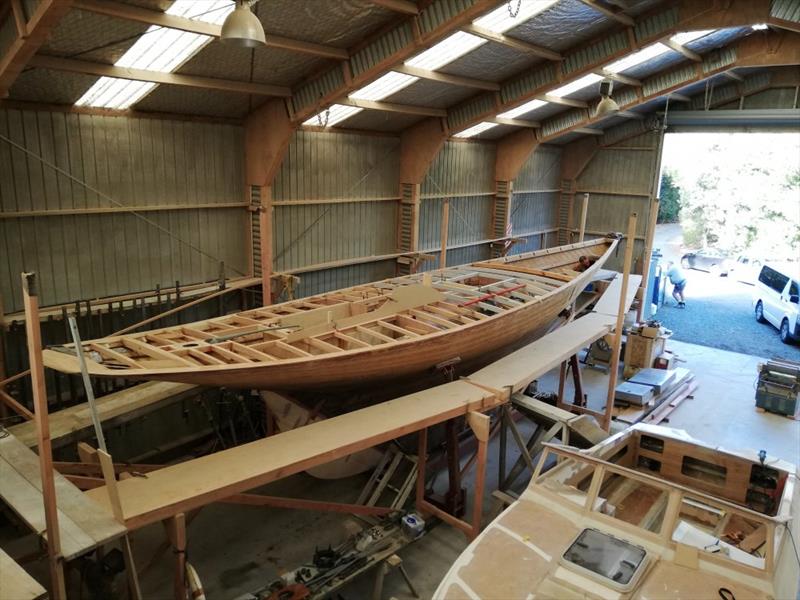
753 264 800 344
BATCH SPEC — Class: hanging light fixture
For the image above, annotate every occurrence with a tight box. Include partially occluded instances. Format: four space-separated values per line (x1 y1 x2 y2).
593 80 620 118
221 0 266 48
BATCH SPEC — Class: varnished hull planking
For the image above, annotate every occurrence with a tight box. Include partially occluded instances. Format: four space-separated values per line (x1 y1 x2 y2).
43 238 618 391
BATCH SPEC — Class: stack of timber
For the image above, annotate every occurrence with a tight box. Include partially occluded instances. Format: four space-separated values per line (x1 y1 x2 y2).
615 366 697 425
42 238 618 397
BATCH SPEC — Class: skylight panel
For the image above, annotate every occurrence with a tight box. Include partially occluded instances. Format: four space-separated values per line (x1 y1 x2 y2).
453 122 497 138
76 0 233 109
550 73 603 97
474 0 558 33
302 104 362 128
406 32 486 71
671 30 714 45
498 98 547 119
350 72 418 101
605 43 669 74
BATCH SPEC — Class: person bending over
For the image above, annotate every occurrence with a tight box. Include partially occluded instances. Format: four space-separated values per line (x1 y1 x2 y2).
666 261 687 308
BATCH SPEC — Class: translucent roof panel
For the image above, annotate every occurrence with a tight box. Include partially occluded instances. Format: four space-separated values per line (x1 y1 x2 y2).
302 104 362 128
498 98 547 119
453 122 498 138
76 0 233 109
473 0 559 33
350 72 418 101
550 72 603 97
406 31 486 71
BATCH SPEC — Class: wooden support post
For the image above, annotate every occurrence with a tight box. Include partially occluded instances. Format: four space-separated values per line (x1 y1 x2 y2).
603 213 638 431
165 513 187 600
578 193 589 242
497 409 507 489
97 449 143 600
467 412 490 538
259 185 274 304
439 198 450 269
556 360 568 409
415 427 428 511
637 196 660 321
21 272 66 600
570 354 585 407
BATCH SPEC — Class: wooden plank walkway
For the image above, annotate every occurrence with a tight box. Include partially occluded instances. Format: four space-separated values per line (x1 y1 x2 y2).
0 433 126 560
86 380 499 529
9 382 198 449
0 547 46 599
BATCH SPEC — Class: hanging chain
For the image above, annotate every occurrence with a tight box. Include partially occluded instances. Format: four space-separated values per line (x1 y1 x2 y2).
507 0 522 18
316 92 330 128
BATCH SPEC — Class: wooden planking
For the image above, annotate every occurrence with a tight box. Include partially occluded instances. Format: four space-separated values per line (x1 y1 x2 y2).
0 547 46 599
0 108 247 312
0 433 126 560
86 380 500 528
8 382 198 449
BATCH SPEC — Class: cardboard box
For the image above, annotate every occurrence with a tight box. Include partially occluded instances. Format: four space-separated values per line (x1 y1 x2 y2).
640 325 661 339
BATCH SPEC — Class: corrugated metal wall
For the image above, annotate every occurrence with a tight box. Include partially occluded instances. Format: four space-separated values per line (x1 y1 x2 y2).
512 144 561 243
574 131 662 270
0 108 247 313
419 140 495 269
270 129 399 298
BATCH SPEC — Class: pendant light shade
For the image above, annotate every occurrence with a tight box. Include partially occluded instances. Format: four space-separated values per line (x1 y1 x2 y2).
593 79 619 118
221 1 266 48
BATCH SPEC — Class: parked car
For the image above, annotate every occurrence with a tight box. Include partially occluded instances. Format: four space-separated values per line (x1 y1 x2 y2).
680 248 734 276
752 264 800 344
732 254 763 284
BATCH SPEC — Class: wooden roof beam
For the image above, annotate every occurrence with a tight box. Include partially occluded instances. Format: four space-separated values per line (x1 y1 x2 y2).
490 116 540 128
462 24 562 61
533 30 800 143
0 0 74 97
578 0 634 26
722 70 744 82
393 64 500 91
338 97 446 117
367 0 419 15
443 0 774 137
595 69 642 86
573 127 604 135
538 94 588 108
663 39 702 62
28 55 292 97
73 0 349 60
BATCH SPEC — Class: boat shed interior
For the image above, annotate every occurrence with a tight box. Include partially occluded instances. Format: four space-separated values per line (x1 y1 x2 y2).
0 1 798 598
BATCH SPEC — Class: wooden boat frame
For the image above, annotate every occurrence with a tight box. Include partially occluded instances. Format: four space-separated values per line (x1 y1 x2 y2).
434 423 799 599
43 237 618 390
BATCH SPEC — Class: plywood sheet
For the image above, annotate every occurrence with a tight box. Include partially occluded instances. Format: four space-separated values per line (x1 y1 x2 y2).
0 434 126 560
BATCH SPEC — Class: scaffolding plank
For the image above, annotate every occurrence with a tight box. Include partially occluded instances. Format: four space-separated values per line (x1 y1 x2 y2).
0 547 46 599
0 434 126 560
86 380 499 529
9 382 198 449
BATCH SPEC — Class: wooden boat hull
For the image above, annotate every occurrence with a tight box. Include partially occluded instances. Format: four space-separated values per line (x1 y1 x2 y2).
43 238 618 392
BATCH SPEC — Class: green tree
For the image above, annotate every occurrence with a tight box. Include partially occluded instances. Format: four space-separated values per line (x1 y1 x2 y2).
657 169 682 223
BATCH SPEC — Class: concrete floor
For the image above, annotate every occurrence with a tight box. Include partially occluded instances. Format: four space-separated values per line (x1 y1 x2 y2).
4 341 798 599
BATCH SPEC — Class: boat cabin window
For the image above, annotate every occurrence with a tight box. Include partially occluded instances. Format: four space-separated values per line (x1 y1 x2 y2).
562 528 647 590
593 470 667 533
671 495 768 569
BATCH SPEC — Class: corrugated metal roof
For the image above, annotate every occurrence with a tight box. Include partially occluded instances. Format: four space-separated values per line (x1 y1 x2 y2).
134 84 264 118
474 123 516 139
175 43 326 87
337 110 424 132
257 0 394 48
507 0 613 52
439 42 542 82
41 9 150 64
622 48 684 80
386 78 476 109
686 27 751 53
9 68 99 104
